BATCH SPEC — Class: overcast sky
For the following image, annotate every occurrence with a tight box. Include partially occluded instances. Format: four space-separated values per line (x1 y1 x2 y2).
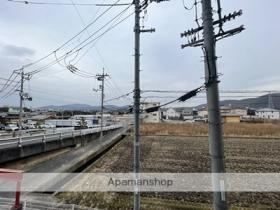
0 0 279 108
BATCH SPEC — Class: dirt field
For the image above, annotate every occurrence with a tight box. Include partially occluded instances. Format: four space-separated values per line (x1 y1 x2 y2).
141 123 280 138
57 133 280 210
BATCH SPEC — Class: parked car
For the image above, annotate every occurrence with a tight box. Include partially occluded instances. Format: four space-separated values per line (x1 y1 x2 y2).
5 124 19 131
22 124 36 129
0 124 5 130
40 124 55 129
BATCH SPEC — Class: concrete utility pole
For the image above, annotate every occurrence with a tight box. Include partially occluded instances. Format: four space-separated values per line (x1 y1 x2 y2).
18 69 24 141
180 0 244 209
15 68 32 143
133 1 166 209
133 0 141 209
201 1 227 209
96 69 109 140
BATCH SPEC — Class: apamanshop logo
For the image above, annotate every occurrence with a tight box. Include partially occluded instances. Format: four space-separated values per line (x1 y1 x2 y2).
108 177 173 188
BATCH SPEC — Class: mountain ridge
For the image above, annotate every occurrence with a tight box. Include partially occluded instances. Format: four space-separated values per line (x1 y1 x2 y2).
37 93 280 111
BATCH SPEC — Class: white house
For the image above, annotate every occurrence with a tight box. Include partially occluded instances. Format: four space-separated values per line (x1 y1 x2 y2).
141 102 161 123
255 108 280 119
230 108 248 117
165 108 181 120
198 109 208 118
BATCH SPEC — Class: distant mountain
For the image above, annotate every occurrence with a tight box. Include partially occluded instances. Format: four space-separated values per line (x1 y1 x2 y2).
38 104 129 111
37 93 280 112
196 93 280 110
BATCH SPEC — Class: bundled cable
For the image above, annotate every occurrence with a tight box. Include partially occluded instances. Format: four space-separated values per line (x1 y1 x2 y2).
145 85 205 113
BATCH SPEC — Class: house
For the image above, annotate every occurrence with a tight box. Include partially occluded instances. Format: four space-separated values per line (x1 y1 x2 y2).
181 107 198 121
45 119 96 128
255 108 280 119
220 106 231 114
165 108 181 120
0 107 23 125
222 114 241 123
198 106 248 119
198 107 208 118
141 102 161 123
71 115 98 120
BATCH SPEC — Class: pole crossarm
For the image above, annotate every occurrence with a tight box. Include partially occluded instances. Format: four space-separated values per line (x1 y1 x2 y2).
181 10 243 37
140 28 155 33
181 25 245 48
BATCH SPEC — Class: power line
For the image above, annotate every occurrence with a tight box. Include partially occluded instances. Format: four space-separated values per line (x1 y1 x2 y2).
104 78 132 102
144 86 205 112
103 79 122 101
142 89 280 94
68 0 112 81
8 0 131 6
27 2 134 76
104 91 134 103
0 72 20 92
29 88 95 105
63 3 133 58
0 76 21 84
10 0 123 75
0 81 21 100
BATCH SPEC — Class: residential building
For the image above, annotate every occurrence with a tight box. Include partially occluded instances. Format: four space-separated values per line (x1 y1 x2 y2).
141 102 161 123
222 114 241 123
198 107 208 118
45 119 96 128
255 108 280 119
230 108 248 116
165 108 181 120
0 107 22 125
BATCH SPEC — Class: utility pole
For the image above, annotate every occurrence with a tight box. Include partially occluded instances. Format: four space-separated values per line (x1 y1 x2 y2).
202 1 227 209
15 68 32 144
96 69 109 140
18 69 24 141
133 1 167 210
133 0 141 209
180 0 244 209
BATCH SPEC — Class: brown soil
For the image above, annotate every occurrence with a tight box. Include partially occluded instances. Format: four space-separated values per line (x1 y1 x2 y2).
57 135 280 210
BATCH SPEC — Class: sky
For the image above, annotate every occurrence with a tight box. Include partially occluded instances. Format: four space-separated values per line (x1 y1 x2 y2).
0 0 279 108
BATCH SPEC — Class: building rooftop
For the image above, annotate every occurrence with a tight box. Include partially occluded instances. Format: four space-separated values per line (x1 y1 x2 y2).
257 108 280 112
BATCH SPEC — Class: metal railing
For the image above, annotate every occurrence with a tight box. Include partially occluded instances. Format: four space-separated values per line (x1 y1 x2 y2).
0 198 94 210
0 124 123 150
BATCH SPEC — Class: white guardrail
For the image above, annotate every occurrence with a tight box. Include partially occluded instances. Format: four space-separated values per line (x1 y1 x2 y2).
0 124 123 150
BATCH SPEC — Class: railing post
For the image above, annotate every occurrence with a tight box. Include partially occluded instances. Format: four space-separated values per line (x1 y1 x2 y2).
72 130 76 146
42 134 46 143
22 201 27 210
59 132 63 147
18 137 22 148
42 134 46 151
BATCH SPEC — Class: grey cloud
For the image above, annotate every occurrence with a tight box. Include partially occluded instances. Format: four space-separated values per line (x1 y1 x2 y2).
1 44 35 57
